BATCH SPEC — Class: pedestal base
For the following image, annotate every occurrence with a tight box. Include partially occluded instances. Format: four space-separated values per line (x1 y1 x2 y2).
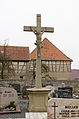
27 88 50 112
25 112 47 119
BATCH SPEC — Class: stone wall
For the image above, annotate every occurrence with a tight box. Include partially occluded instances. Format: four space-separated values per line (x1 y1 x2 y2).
43 79 79 89
0 79 27 91
0 79 79 92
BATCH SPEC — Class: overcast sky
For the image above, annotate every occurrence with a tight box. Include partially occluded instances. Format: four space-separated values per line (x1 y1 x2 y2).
0 0 79 69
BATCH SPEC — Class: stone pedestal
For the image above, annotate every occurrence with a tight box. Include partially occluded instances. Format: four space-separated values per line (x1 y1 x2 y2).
25 112 47 119
27 88 51 112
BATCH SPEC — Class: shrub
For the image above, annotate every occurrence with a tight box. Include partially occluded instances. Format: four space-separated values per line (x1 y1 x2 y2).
0 105 4 111
9 101 16 108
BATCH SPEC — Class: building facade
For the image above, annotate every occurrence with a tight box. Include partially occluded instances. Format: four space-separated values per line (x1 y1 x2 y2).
0 46 30 79
0 38 72 81
30 38 72 80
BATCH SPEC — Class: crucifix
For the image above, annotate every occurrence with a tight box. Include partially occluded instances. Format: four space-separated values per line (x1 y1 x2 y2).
23 14 54 88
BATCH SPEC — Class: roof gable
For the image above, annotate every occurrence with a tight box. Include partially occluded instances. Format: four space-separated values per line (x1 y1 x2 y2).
31 38 72 61
0 46 30 61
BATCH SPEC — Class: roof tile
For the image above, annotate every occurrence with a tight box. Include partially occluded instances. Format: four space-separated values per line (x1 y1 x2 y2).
0 46 30 61
31 38 72 61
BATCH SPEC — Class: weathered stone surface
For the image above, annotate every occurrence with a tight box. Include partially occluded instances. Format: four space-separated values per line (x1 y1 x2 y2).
0 87 18 106
27 88 51 112
25 112 47 119
48 98 79 119
24 14 54 89
0 79 79 94
24 14 54 112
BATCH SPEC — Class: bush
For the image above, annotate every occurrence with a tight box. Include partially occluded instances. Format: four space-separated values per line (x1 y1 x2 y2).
10 101 16 108
0 105 4 111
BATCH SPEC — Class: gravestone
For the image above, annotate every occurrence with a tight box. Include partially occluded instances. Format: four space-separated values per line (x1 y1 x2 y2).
58 87 72 98
48 98 79 119
10 84 20 92
0 87 18 106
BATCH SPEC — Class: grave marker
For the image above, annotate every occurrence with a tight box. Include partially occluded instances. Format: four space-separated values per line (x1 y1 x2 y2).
48 98 79 119
0 87 18 106
58 87 72 98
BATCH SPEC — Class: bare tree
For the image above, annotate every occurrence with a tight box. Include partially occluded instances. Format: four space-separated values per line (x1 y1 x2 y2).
0 41 15 79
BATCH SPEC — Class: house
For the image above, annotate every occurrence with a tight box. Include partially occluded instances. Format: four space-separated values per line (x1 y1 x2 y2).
0 46 30 79
30 38 73 80
0 38 72 81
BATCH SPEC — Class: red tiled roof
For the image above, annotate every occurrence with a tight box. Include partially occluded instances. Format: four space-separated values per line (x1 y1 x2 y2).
0 46 30 61
31 38 72 61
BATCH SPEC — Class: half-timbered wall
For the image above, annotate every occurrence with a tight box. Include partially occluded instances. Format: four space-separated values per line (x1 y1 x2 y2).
0 61 29 79
42 61 71 72
0 60 71 80
29 60 71 80
11 61 29 79
29 60 71 72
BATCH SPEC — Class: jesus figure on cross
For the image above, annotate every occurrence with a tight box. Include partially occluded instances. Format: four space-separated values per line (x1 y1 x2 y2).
24 14 54 88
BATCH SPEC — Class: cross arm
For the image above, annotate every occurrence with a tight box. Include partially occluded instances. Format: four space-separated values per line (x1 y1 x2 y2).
23 26 36 32
41 27 54 33
23 26 54 33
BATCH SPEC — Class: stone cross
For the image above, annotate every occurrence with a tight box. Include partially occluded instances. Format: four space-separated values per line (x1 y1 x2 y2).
23 14 54 88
